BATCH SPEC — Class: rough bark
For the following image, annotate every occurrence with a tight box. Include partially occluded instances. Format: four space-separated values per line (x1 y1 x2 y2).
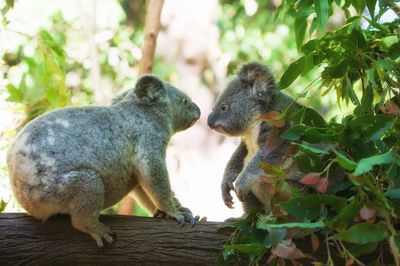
0 213 393 265
0 213 230 266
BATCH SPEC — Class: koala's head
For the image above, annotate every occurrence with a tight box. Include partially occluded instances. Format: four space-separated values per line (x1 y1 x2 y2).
134 75 201 132
207 62 276 136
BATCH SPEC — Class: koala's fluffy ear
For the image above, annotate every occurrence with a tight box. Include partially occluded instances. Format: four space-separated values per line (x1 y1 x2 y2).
237 62 276 100
134 75 164 101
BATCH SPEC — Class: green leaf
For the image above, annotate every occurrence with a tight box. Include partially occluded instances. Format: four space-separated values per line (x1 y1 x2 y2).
353 150 400 176
352 0 367 15
350 28 366 49
342 74 360 106
328 181 352 194
257 220 325 230
280 195 346 220
294 153 322 173
287 6 314 18
366 0 377 19
328 199 361 230
291 107 327 127
295 17 307 50
386 188 400 199
348 114 396 141
301 54 315 76
333 222 387 244
361 85 373 114
46 88 60 107
321 61 348 79
381 36 398 49
6 84 23 102
281 125 307 141
301 39 318 54
333 149 357 170
296 143 329 156
278 56 305 89
224 243 269 256
303 128 335 143
349 242 379 257
377 57 393 71
267 228 286 246
314 0 330 29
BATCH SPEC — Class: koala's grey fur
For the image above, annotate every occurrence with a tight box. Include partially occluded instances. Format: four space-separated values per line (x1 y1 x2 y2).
208 62 302 214
7 75 201 247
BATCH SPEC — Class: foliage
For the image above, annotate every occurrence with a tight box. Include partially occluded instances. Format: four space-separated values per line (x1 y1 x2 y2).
6 29 71 123
219 0 400 265
1 2 144 214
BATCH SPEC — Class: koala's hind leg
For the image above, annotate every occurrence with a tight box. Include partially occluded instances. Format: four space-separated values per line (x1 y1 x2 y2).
67 171 114 247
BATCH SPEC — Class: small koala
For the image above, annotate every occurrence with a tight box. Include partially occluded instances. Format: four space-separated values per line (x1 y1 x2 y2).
208 62 300 214
7 75 201 247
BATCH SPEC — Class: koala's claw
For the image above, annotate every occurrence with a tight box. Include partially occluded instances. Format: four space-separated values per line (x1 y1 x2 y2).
178 207 198 226
90 223 115 248
175 214 186 225
222 182 235 208
154 207 200 226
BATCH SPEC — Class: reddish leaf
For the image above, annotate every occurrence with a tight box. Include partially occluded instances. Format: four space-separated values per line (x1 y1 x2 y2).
316 177 329 194
345 257 354 266
380 100 400 115
260 111 286 128
265 128 285 156
299 173 321 185
311 233 320 253
271 240 305 259
359 206 376 220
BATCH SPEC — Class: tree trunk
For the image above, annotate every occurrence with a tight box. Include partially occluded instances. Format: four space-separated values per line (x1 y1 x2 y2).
0 213 394 265
0 213 229 266
138 0 164 75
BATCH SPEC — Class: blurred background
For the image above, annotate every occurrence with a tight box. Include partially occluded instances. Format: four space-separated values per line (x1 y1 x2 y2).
0 0 360 221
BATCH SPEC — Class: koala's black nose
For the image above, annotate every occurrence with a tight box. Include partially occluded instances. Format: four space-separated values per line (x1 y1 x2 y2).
207 112 216 129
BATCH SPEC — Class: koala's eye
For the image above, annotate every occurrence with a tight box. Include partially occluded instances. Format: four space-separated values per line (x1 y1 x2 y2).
220 103 228 112
182 99 188 105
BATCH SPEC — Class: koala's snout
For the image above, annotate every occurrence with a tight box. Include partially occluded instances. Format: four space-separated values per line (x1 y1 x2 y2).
207 112 216 129
193 104 201 121
208 112 229 135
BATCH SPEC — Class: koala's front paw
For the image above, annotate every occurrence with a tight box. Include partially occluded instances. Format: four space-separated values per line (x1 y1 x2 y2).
221 181 235 208
153 208 201 226
178 207 197 226
234 182 250 202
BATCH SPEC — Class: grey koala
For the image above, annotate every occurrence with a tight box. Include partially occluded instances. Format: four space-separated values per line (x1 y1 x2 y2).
208 62 300 214
7 75 201 247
